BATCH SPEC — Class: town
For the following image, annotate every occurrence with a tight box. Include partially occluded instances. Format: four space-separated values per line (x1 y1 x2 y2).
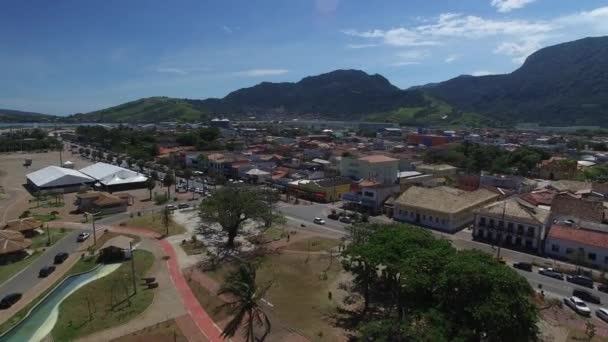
0 119 608 341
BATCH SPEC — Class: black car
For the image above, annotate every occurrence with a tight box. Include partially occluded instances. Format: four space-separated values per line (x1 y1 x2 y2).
54 252 69 265
567 275 594 289
513 262 533 272
538 268 564 280
0 293 22 309
178 203 190 209
327 213 339 220
573 289 601 304
598 284 608 294
39 265 56 278
339 216 352 224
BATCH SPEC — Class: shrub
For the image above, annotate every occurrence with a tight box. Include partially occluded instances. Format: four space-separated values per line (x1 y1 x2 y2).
154 193 169 205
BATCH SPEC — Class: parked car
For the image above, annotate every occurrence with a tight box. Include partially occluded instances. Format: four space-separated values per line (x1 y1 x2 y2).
598 284 608 294
178 203 190 209
596 308 608 322
538 268 564 280
54 252 69 264
327 213 339 220
573 289 601 304
339 216 352 224
313 217 326 225
513 262 533 272
165 204 177 210
564 296 591 316
0 293 22 309
77 232 90 242
195 188 203 194
39 265 56 278
188 187 196 192
567 275 594 288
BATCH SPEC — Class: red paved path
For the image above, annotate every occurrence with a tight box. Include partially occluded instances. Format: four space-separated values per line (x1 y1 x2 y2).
160 239 226 342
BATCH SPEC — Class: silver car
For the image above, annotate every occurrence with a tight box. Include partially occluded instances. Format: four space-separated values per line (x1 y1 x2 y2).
564 296 591 316
596 308 608 322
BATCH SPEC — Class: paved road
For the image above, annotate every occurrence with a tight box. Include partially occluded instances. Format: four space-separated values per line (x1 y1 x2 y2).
0 228 85 299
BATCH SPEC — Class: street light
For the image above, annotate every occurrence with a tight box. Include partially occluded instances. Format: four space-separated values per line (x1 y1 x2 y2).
83 211 99 246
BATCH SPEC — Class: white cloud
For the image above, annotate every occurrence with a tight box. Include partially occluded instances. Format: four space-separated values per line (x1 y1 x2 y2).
493 36 544 63
221 25 233 33
156 67 187 75
346 43 378 49
491 0 536 13
342 28 439 47
234 69 289 77
472 70 495 76
444 55 458 63
391 50 429 66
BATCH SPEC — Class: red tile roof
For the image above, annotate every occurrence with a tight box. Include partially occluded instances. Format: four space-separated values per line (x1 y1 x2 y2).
358 155 398 163
548 225 608 249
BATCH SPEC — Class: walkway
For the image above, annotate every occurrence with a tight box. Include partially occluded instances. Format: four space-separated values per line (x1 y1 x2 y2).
160 239 225 342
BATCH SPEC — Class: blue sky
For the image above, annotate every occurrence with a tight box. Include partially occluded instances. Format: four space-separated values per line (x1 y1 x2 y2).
2 0 608 115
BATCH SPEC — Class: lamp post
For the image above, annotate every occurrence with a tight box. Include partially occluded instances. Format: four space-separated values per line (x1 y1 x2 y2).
83 211 98 246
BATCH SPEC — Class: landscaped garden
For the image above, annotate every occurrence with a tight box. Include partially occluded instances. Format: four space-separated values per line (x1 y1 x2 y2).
126 213 186 236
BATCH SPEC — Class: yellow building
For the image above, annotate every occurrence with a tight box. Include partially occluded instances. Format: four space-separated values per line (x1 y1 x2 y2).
288 177 352 203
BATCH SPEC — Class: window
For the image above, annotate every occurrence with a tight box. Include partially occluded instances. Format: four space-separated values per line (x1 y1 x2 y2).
604 256 608 264
410 212 414 217
517 225 524 234
489 219 495 227
551 244 559 252
507 222 514 231
436 217 439 223
403 210 408 216
423 215 426 220
442 219 446 224
566 248 574 255
498 220 504 228
479 217 486 226
429 216 433 222
589 253 597 261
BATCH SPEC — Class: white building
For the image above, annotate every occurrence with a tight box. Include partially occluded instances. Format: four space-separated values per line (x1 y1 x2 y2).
79 162 148 191
545 224 608 267
340 155 399 185
26 166 95 194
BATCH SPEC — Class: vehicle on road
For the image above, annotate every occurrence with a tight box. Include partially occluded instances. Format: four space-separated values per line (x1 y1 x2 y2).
195 188 203 194
188 187 196 192
313 217 326 225
564 296 591 316
599 284 608 294
538 268 564 280
567 275 594 288
0 293 22 310
513 262 532 272
339 216 352 224
165 204 177 210
77 232 90 242
178 203 190 209
327 213 339 220
596 308 608 322
39 265 56 278
54 252 69 264
573 289 601 304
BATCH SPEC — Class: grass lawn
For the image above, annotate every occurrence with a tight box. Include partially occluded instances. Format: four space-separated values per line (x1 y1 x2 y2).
0 255 98 333
30 228 70 249
207 252 343 341
0 251 42 285
52 250 156 341
284 237 341 252
126 214 186 236
111 319 188 342
33 213 59 222
186 276 230 322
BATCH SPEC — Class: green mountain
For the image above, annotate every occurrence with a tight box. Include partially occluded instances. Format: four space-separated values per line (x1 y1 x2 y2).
0 109 57 123
69 97 210 123
426 36 608 126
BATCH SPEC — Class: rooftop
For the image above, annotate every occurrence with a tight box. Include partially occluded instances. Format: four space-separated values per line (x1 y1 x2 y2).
548 225 608 250
475 198 549 224
0 230 32 255
395 186 498 214
79 162 147 186
26 166 95 188
358 155 399 164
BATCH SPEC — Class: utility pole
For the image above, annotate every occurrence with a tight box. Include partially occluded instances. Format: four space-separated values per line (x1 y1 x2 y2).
84 212 97 246
130 241 137 295
496 200 507 260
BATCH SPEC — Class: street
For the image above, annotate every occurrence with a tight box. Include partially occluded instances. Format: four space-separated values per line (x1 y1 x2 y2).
0 228 85 300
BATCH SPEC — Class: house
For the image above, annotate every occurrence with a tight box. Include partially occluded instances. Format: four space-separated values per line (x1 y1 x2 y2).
538 157 578 180
415 164 459 178
393 186 498 233
288 177 352 203
340 154 399 185
520 189 557 210
545 224 608 267
473 199 550 253
0 230 32 265
75 191 132 215
245 168 271 184
26 166 95 194
3 218 43 238
342 180 400 215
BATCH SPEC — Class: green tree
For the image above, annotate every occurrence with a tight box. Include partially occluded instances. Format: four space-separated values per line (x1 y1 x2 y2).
163 173 175 198
198 185 275 248
217 262 271 342
182 168 193 189
145 178 156 200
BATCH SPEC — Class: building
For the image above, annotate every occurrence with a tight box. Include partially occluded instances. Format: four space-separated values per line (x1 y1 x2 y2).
342 180 400 215
0 230 32 265
407 133 452 147
210 118 231 129
394 186 498 232
245 168 271 184
2 218 43 238
26 166 95 194
397 171 434 191
545 224 608 267
288 177 352 203
473 199 550 253
79 162 148 191
74 191 132 215
415 164 459 178
550 193 606 224
340 155 399 185
538 157 578 180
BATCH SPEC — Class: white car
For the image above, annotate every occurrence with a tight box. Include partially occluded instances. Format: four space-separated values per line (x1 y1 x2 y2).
564 296 591 316
596 308 608 322
313 217 326 225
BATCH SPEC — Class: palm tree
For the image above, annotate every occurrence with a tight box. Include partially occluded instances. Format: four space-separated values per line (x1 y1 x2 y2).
217 262 272 342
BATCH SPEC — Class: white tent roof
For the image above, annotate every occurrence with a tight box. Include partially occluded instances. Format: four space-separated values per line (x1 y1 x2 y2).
79 162 148 186
246 168 270 176
27 166 94 188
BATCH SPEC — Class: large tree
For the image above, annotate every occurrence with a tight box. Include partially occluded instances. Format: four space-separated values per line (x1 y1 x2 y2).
198 185 276 248
145 178 156 200
217 262 271 341
163 173 175 198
